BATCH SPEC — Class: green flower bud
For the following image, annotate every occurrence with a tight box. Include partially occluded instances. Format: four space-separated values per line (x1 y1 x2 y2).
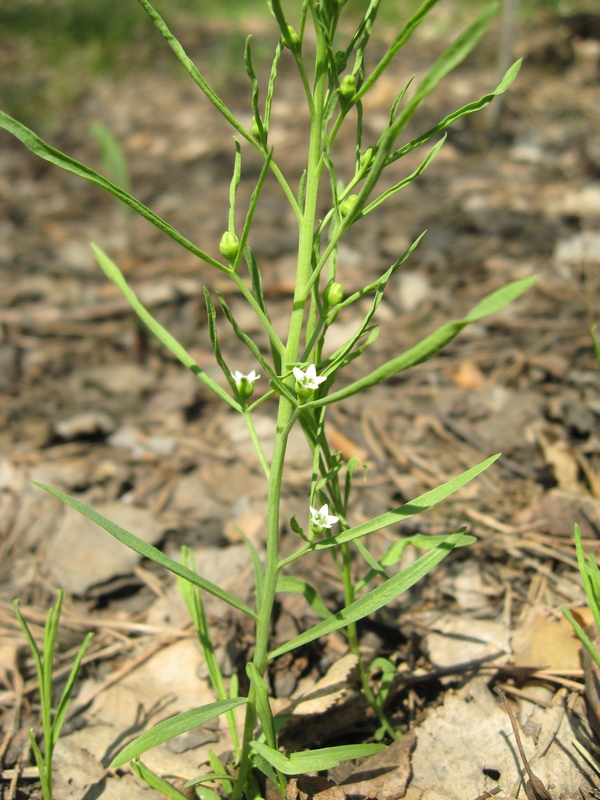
340 194 358 218
251 118 261 139
219 231 239 264
339 74 356 102
334 51 347 74
324 281 344 307
359 147 374 171
286 25 301 49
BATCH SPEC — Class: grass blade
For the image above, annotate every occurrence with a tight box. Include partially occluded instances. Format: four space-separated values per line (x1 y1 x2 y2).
111 699 247 768
250 741 385 775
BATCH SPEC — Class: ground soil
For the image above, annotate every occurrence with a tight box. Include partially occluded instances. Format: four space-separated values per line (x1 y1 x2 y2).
1 8 600 800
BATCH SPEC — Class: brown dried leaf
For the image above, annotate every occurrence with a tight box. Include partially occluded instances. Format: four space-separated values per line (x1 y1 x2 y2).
339 733 415 800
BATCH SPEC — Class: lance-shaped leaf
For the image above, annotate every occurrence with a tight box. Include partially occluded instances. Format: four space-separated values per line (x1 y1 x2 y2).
388 60 522 165
317 455 498 549
304 276 537 408
111 698 247 768
269 530 470 659
91 245 239 410
250 741 385 775
34 483 256 620
0 112 225 271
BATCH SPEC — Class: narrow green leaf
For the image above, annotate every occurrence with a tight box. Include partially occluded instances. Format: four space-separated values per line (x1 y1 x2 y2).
90 245 240 411
228 139 242 233
563 607 600 670
0 112 225 271
136 0 254 146
29 734 49 799
53 631 94 744
269 530 470 659
237 148 274 273
246 663 277 749
318 456 498 548
264 41 283 131
130 759 191 800
306 277 537 408
111 698 247 768
250 741 385 775
591 325 600 369
363 136 445 215
90 122 132 197
388 60 522 165
34 483 256 620
355 529 475 593
204 288 236 394
276 576 332 620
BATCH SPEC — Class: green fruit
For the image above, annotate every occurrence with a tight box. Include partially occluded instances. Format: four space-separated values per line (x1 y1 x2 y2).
219 231 240 263
340 74 356 101
324 281 344 307
340 194 358 218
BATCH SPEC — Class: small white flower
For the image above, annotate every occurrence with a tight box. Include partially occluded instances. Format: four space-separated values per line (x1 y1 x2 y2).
233 370 260 399
233 370 260 385
293 364 326 395
309 504 339 531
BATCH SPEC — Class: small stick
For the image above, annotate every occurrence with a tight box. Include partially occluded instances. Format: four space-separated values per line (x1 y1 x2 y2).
495 687 553 800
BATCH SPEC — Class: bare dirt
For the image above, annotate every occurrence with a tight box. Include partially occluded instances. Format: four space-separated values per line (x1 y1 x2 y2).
1 8 600 800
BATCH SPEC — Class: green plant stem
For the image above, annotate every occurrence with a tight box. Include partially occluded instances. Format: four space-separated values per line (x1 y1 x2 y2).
242 408 270 481
233 17 331 797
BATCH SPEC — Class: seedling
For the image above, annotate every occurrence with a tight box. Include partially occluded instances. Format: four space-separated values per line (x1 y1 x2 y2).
13 591 93 800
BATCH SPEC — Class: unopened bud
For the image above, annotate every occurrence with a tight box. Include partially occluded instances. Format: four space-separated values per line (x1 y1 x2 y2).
324 281 344 307
359 147 374 171
340 194 358 218
219 231 239 264
339 74 356 102
286 25 300 49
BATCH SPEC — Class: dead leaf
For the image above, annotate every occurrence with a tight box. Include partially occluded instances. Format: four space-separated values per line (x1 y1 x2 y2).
286 775 346 800
512 613 581 671
537 431 580 493
286 654 360 717
448 360 487 391
339 733 415 800
325 425 369 462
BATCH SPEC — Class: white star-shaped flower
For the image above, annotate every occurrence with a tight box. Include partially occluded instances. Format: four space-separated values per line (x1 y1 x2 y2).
233 370 260 399
293 364 326 395
309 503 339 531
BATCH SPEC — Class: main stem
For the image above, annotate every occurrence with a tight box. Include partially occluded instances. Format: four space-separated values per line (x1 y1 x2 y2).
233 19 329 799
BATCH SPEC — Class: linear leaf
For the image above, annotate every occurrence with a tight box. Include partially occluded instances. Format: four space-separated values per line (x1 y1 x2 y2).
111 698 247 768
306 276 537 408
276 576 332 620
0 112 225 271
389 60 521 164
91 245 239 410
250 741 385 775
34 483 256 619
317 455 499 548
269 530 470 659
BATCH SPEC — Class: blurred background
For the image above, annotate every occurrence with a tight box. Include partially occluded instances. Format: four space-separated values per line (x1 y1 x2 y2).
1 0 595 129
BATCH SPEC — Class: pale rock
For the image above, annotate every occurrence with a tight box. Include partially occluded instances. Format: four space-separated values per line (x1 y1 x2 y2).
45 501 165 595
